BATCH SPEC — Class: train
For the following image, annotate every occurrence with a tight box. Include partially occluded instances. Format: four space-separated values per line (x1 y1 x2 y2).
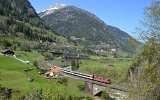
61 69 111 84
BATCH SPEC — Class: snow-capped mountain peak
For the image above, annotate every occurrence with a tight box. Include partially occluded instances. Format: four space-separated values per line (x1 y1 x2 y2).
40 3 67 18
46 3 67 11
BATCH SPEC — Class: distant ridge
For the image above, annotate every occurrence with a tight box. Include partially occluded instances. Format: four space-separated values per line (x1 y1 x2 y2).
39 3 137 53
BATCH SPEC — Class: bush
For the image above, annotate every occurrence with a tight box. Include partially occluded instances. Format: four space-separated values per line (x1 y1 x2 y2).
77 83 85 91
42 52 54 60
2 39 12 47
33 61 38 67
71 60 80 70
85 96 93 100
128 39 160 99
101 90 115 100
58 77 68 86
24 89 43 100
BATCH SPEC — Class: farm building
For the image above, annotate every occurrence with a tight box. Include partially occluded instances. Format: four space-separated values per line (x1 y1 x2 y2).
1 50 15 55
64 53 89 59
37 49 46 53
44 66 62 78
50 50 64 57
50 49 89 59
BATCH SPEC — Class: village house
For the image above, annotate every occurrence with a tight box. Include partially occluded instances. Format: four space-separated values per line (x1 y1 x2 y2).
44 66 62 78
64 53 89 59
37 49 46 53
1 50 15 55
50 50 64 57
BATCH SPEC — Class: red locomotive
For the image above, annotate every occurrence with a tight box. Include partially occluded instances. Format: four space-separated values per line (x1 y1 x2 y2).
92 75 111 84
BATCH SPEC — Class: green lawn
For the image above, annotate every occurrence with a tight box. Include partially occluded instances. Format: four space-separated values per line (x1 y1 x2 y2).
78 59 132 84
15 51 45 63
0 55 92 99
79 59 131 73
0 55 48 94
0 53 131 98
114 60 131 70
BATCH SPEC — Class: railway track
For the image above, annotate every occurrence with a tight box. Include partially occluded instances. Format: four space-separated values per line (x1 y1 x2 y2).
60 68 129 92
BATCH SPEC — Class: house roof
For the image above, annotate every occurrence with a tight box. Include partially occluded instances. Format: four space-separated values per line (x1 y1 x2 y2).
49 67 60 73
44 72 51 75
1 50 14 53
1 50 14 54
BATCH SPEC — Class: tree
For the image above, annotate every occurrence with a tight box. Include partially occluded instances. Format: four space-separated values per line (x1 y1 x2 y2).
128 1 160 99
24 89 43 100
23 24 32 38
71 60 80 70
136 0 160 40
33 61 38 68
128 39 160 100
42 52 54 60
101 90 115 100
58 77 68 86
2 39 12 47
77 82 85 91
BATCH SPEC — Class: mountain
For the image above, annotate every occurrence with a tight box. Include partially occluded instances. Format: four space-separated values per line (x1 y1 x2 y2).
40 3 67 18
0 0 73 51
39 3 137 53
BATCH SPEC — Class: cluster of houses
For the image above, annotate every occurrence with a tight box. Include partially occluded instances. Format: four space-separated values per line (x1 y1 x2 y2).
1 48 89 60
51 50 89 59
38 48 89 60
40 66 64 78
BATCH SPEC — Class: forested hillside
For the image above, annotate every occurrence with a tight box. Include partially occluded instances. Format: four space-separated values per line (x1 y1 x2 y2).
0 0 73 51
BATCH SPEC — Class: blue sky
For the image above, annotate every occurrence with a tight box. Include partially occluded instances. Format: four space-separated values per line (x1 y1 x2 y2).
28 0 151 38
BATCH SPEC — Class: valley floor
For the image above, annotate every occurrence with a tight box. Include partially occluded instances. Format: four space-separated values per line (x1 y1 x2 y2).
0 51 132 99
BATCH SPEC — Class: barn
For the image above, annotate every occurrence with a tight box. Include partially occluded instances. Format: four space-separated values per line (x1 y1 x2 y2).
1 50 15 55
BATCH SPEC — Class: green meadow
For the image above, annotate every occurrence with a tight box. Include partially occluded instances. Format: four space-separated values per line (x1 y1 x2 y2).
0 55 48 93
15 51 45 63
78 59 132 84
0 52 131 99
0 54 92 99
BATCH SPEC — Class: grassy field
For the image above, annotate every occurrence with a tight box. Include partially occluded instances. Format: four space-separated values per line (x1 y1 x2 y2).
79 59 131 73
78 59 132 84
15 51 45 63
0 51 131 99
0 54 92 99
0 55 48 94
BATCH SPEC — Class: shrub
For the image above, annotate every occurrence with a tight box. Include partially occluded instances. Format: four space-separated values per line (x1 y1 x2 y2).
58 77 68 86
71 60 80 70
77 83 85 91
24 89 43 100
33 60 38 67
101 90 115 100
